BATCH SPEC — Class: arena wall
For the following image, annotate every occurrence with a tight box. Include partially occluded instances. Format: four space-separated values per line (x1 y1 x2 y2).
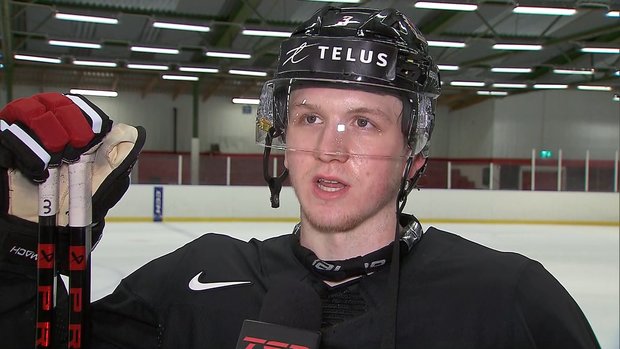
108 185 619 225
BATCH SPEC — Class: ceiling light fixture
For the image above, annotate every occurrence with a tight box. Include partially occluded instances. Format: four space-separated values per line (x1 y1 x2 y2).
513 6 576 16
232 98 260 105
450 81 485 87
153 21 211 32
613 95 620 102
493 43 543 51
242 29 292 38
492 83 528 88
580 47 620 54
162 74 199 81
606 11 619 17
427 40 466 48
55 13 118 25
49 40 101 49
14 54 61 64
126 63 169 71
553 68 594 75
491 67 532 73
437 64 459 71
206 51 251 59
69 89 118 97
533 84 568 89
228 69 268 77
477 91 508 96
305 0 361 3
414 2 478 11
73 60 117 67
131 46 179 55
179 66 219 73
576 85 612 91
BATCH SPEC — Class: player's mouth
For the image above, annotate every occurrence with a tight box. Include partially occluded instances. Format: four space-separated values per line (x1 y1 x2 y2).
316 177 347 192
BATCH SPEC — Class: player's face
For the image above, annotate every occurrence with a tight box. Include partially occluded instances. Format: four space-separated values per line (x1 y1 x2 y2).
284 86 409 233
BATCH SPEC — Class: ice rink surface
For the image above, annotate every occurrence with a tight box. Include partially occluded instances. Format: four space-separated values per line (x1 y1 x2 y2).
91 221 619 349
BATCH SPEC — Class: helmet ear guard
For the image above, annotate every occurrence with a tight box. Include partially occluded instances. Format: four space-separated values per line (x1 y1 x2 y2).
256 80 290 151
400 93 435 158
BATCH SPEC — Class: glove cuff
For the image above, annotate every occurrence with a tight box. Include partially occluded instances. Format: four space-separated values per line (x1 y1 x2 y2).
0 214 104 275
0 214 38 268
93 125 146 223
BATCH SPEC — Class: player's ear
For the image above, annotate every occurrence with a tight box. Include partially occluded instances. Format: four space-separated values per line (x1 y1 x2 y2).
407 153 427 180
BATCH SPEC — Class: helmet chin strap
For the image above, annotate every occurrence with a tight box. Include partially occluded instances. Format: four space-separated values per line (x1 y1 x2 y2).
263 127 289 208
397 155 427 214
382 154 427 349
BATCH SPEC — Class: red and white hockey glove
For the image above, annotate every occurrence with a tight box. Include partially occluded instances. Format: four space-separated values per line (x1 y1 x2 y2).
0 92 112 182
0 93 146 269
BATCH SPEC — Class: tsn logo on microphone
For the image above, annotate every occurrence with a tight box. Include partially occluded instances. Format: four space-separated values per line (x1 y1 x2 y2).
241 336 311 349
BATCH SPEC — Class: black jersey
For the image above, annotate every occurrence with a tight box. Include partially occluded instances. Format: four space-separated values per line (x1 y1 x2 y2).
90 226 599 349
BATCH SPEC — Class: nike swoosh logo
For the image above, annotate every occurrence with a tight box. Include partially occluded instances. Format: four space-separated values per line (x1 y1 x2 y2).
188 272 251 291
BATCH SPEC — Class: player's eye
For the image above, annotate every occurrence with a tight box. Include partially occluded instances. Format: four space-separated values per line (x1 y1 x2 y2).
355 117 378 130
304 114 321 124
356 118 369 128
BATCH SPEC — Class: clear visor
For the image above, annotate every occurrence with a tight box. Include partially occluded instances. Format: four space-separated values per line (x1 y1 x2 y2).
256 78 416 160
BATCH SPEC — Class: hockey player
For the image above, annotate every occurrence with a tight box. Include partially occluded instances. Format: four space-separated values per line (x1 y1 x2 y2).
0 6 600 349
89 7 600 348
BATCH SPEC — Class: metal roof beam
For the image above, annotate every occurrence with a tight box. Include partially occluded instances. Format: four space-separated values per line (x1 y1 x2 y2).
214 0 263 48
460 23 620 67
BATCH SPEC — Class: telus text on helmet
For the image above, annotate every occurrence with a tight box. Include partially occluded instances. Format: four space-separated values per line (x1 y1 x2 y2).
278 38 398 81
317 46 389 67
282 41 390 68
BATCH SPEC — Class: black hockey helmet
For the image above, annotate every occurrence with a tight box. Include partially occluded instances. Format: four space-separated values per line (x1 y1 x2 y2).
257 6 441 157
258 6 441 208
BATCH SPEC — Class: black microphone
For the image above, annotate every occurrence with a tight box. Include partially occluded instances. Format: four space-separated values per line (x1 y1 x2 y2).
235 279 322 349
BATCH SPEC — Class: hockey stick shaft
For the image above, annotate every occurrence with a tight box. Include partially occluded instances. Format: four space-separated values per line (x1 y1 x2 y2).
67 155 94 349
36 167 60 348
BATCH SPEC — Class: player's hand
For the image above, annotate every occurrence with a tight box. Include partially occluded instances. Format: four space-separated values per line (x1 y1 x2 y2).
0 93 146 268
0 92 113 182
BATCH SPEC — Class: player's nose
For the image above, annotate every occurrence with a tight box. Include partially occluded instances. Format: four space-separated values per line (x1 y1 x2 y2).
314 122 350 163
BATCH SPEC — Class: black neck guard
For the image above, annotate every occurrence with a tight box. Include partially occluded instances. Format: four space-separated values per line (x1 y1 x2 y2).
291 214 424 282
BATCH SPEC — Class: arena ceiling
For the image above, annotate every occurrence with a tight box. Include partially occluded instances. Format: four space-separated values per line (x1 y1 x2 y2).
1 0 619 110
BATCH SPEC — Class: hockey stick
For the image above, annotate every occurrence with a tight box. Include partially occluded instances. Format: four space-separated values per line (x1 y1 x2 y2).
67 154 95 349
36 167 60 348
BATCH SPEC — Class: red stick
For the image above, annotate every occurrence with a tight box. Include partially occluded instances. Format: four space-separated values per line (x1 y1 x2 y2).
67 154 94 349
36 167 60 348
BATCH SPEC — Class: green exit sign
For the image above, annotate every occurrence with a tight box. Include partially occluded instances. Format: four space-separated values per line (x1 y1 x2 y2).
540 150 553 158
